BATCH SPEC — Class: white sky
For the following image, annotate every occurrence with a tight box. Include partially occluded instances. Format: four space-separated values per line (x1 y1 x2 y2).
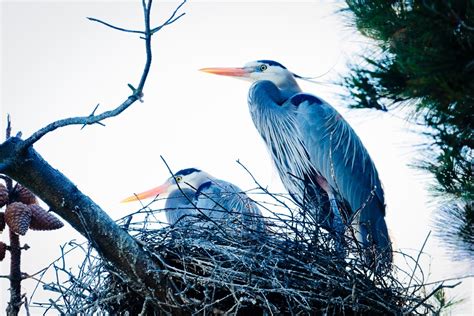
1 1 472 314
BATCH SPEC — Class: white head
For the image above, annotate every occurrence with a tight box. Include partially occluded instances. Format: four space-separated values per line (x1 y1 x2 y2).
200 60 302 95
121 168 214 203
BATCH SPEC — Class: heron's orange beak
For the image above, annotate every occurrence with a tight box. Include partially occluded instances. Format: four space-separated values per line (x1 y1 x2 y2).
121 183 169 203
199 67 249 77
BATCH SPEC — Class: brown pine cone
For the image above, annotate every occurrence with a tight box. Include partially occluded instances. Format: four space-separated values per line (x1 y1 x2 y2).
5 202 32 235
0 183 8 207
0 241 6 261
14 184 37 205
0 212 5 232
29 205 64 231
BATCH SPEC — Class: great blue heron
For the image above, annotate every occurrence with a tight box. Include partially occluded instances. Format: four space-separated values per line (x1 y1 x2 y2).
200 60 392 265
122 168 265 232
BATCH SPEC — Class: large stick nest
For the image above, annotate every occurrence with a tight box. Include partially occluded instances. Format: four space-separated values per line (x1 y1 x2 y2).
33 193 436 315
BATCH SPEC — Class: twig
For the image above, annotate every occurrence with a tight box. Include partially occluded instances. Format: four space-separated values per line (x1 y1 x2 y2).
407 231 431 291
86 17 144 34
150 0 187 35
415 274 474 287
2 118 13 186
23 295 31 316
80 104 105 130
6 114 12 138
236 160 303 230
405 281 462 314
47 298 65 314
139 297 151 316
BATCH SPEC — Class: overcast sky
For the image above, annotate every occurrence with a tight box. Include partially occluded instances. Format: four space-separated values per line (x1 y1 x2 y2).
1 1 472 314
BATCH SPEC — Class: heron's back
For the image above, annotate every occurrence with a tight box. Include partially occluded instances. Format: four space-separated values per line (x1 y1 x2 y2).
195 179 265 233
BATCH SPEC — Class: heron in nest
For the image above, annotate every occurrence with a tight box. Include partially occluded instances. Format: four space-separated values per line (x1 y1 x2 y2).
122 168 265 233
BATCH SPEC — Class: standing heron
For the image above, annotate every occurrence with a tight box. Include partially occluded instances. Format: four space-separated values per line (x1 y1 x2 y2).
122 168 265 233
200 60 392 265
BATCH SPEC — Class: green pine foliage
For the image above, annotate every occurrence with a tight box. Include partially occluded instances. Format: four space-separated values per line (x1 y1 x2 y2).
343 0 473 258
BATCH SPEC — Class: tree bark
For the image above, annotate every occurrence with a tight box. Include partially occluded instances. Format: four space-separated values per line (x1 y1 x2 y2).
6 231 21 316
0 137 168 306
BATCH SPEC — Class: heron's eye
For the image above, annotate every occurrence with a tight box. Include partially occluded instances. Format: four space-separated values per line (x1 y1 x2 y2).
175 176 183 183
259 64 268 71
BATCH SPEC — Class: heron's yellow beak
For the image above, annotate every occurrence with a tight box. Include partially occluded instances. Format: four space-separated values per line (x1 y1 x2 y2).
121 183 169 203
199 67 249 77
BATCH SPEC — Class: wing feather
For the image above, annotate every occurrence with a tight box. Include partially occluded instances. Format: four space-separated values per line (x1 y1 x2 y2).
195 179 265 232
291 93 385 220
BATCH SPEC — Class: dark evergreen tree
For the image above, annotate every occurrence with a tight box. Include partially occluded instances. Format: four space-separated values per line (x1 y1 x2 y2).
343 0 473 259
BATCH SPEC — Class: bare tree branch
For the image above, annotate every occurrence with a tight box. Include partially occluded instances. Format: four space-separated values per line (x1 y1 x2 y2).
20 94 139 151
86 17 145 34
150 0 187 35
137 0 153 92
18 0 186 152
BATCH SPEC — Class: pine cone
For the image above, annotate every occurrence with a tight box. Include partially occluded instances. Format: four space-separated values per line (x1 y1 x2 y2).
0 183 8 207
29 205 64 231
0 241 6 261
5 202 32 235
0 212 5 232
14 184 37 205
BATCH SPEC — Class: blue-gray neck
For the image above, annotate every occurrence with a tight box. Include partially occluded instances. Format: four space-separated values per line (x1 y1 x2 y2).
165 188 196 225
277 76 302 100
247 80 315 206
248 81 285 107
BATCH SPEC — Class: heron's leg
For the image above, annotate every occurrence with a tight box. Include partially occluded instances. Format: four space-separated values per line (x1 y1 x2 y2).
327 191 346 257
315 176 344 229
328 193 344 234
315 175 345 256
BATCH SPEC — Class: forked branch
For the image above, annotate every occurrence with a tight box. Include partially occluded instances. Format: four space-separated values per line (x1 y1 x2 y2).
19 0 186 151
